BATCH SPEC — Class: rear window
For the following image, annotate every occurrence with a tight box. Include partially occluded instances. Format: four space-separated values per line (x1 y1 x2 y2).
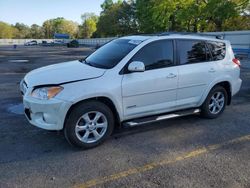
206 41 226 61
85 39 138 69
177 40 210 64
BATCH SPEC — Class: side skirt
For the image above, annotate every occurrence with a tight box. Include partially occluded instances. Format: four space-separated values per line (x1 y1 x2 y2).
123 108 200 127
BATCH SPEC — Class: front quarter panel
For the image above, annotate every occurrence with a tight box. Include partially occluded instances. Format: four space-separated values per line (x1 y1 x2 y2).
55 71 124 121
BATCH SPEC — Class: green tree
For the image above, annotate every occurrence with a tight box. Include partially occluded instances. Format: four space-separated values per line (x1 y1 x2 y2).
0 21 15 38
136 0 158 33
79 13 98 38
96 0 138 37
136 0 188 33
203 0 238 31
1 0 249 39
42 18 78 38
136 0 250 33
42 20 54 38
59 19 79 38
175 0 207 32
30 24 44 38
101 0 114 11
13 23 31 38
223 15 250 31
117 0 138 35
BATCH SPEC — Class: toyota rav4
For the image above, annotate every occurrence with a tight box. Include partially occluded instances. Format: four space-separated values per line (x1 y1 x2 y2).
20 33 242 148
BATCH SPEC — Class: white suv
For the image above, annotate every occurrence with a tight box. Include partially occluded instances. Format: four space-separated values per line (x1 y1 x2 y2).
20 34 242 148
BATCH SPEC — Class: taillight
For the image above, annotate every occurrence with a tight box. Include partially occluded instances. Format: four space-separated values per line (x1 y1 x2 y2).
232 58 241 67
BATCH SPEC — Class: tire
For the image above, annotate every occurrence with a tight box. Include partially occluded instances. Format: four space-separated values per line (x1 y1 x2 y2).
201 86 228 119
64 101 114 149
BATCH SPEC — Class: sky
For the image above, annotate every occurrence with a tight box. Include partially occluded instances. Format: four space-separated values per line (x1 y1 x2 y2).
0 0 104 26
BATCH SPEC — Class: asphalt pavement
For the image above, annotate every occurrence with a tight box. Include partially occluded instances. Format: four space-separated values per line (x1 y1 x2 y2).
0 45 249 188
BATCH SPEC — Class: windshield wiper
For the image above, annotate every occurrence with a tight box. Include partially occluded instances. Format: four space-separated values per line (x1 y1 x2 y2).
79 59 94 67
79 59 109 69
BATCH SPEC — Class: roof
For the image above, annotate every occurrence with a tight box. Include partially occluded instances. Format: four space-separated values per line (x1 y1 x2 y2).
120 32 226 43
121 35 152 41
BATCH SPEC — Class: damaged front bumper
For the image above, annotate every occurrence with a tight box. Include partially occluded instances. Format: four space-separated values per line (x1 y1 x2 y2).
20 80 72 130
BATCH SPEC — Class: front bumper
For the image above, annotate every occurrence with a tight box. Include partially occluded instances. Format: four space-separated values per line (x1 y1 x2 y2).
23 94 72 130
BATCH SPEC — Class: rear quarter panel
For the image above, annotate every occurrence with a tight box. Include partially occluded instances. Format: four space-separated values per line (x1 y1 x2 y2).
198 40 241 105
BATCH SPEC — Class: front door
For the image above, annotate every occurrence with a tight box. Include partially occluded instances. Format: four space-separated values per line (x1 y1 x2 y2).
121 40 178 119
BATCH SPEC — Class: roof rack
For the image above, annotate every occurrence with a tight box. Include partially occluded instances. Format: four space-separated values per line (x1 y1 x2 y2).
158 32 224 39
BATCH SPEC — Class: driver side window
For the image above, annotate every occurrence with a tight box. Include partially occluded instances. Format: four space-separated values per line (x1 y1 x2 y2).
131 40 174 71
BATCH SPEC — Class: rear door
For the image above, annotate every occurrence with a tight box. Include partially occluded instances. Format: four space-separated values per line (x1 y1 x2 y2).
176 39 215 108
121 40 178 118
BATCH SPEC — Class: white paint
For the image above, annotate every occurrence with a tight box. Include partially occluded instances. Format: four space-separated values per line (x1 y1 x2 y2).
8 60 29 63
20 35 242 131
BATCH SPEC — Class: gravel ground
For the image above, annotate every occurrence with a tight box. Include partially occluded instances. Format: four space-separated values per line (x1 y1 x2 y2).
0 45 249 188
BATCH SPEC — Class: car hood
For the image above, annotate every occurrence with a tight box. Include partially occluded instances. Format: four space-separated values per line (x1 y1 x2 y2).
24 60 106 87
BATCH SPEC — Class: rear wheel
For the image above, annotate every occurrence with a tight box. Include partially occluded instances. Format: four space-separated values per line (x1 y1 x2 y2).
201 86 228 119
64 101 114 149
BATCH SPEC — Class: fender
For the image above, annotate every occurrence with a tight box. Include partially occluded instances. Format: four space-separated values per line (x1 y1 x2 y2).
198 75 232 106
70 93 123 121
55 72 124 121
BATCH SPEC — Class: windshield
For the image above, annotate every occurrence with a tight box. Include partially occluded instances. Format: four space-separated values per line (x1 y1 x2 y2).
85 39 139 69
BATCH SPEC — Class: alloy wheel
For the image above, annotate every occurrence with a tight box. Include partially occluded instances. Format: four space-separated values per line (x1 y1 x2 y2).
75 111 108 143
209 92 225 114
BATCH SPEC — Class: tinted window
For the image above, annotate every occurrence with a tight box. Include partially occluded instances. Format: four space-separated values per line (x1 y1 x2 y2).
177 40 209 65
206 41 226 61
131 40 174 70
85 39 138 69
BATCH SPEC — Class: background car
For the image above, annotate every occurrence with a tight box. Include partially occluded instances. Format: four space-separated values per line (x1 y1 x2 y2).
24 40 37 46
67 40 79 48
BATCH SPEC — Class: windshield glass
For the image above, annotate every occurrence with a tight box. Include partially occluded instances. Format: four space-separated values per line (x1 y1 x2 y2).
85 39 139 69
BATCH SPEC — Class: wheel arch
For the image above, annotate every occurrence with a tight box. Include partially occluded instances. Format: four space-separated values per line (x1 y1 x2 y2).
201 81 232 106
216 81 231 105
64 96 121 129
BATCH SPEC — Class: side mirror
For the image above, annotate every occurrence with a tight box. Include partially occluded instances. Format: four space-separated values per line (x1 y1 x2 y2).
128 61 145 72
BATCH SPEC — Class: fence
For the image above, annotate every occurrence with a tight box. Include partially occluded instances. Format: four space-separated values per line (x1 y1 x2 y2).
77 38 116 46
0 39 55 45
0 38 116 46
204 30 250 58
204 30 250 49
0 31 249 57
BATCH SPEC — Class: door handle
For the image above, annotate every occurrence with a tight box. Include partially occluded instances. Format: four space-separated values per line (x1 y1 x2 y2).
209 68 216 73
166 73 177 78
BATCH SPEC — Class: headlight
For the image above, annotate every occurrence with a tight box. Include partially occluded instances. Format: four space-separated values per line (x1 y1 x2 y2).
31 86 63 100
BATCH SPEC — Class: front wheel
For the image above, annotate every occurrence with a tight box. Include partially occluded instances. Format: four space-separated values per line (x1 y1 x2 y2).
64 101 114 149
201 86 228 119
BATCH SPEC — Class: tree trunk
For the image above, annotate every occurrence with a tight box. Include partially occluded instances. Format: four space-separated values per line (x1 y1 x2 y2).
193 19 198 32
215 20 223 31
169 14 176 31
